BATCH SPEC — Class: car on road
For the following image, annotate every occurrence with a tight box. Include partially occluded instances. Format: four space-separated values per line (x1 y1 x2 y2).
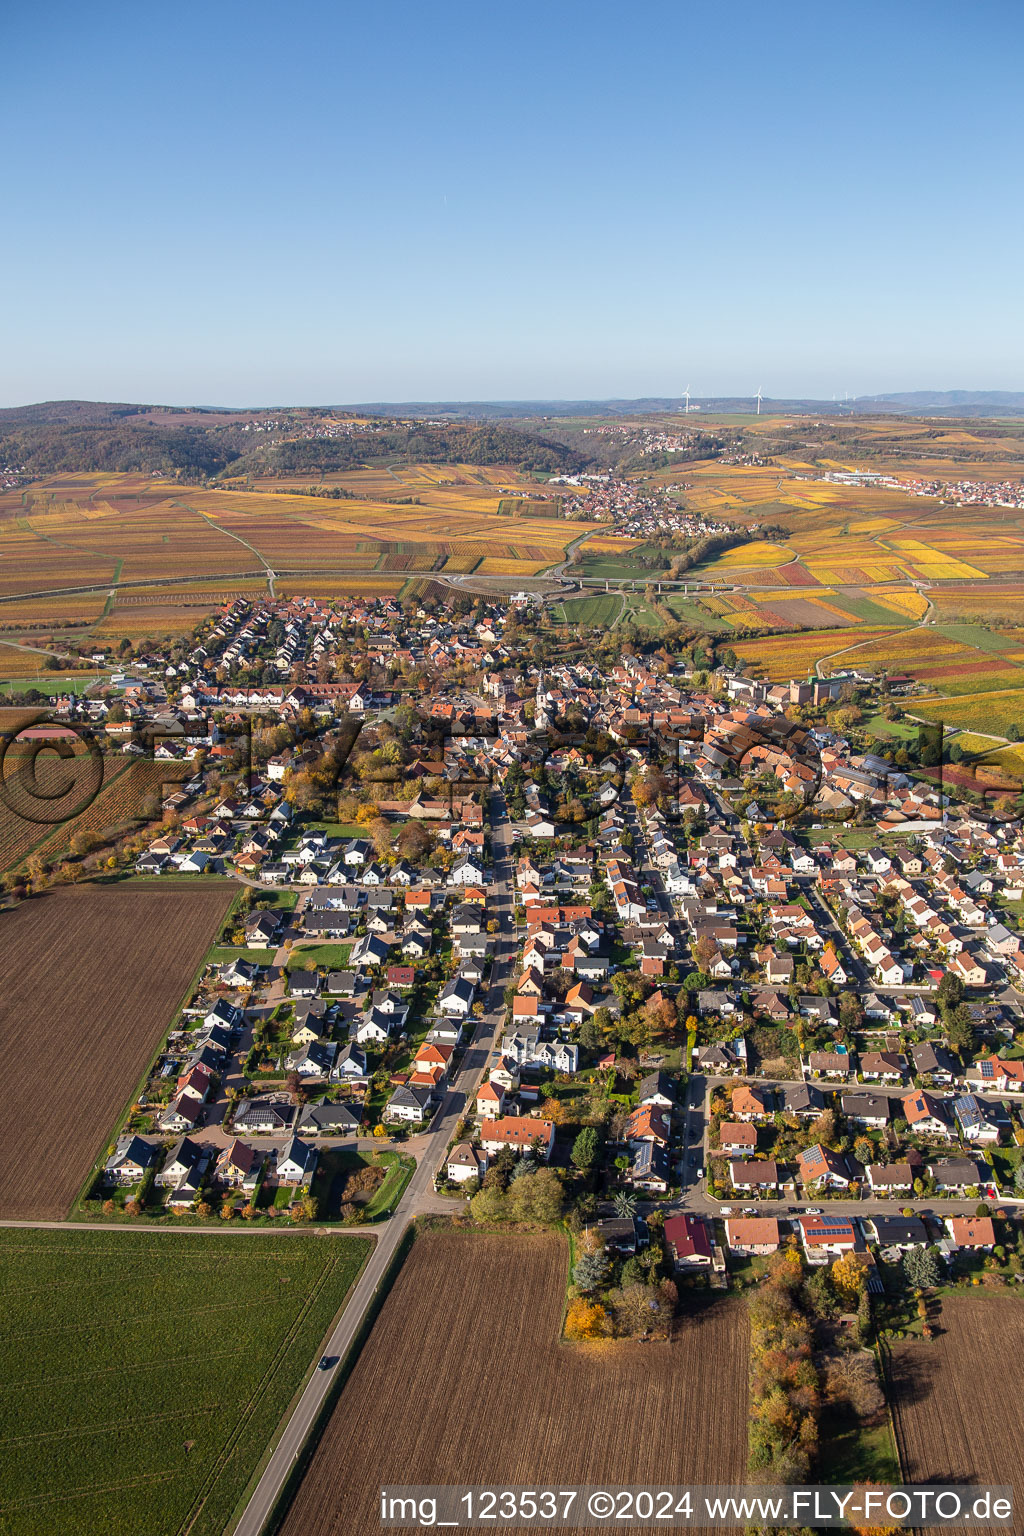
317 1355 335 1372
804 1207 823 1215
742 1206 758 1215
719 1205 733 1215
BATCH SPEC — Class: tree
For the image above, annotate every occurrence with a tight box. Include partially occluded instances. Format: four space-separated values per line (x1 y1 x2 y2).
614 1282 662 1338
936 973 964 1010
571 1126 600 1171
831 1251 867 1307
612 1190 638 1218
824 1353 884 1418
564 1298 611 1340
902 1245 941 1289
470 1183 508 1223
945 1003 975 1056
692 935 719 971
572 1250 607 1292
853 1137 874 1167
507 1167 564 1224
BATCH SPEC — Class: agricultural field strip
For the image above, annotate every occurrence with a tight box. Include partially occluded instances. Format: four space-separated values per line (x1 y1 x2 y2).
0 882 235 1221
0 1230 369 1536
280 1232 748 1536
885 1296 1024 1534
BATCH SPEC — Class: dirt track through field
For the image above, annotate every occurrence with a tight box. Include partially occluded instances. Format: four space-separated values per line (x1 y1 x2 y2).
0 881 234 1219
886 1294 1024 1534
280 1232 748 1536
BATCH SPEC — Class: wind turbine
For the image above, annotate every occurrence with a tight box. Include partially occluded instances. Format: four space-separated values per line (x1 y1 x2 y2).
756 387 763 416
683 387 691 414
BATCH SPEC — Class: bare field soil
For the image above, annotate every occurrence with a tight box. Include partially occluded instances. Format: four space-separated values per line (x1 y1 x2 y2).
0 881 234 1219
279 1232 748 1536
886 1295 1024 1532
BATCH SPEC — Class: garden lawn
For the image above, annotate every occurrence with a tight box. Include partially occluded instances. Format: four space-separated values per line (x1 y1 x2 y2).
286 942 352 969
208 945 276 966
0 1228 368 1536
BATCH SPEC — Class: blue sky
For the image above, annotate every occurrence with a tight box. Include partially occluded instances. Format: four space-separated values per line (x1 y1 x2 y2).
1 0 1021 405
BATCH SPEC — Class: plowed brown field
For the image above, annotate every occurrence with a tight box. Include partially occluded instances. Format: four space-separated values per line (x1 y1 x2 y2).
0 880 234 1218
886 1295 1024 1533
280 1232 748 1536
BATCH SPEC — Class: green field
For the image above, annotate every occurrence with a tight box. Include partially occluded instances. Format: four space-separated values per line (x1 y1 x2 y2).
0 671 106 695
860 713 920 742
577 553 662 580
663 593 731 629
0 1229 369 1536
553 593 623 627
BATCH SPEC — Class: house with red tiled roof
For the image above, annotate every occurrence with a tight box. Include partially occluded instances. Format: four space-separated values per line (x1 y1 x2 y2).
663 1213 713 1269
946 1215 995 1250
476 1080 506 1120
623 1104 671 1147
480 1116 555 1160
797 1143 851 1190
725 1217 780 1255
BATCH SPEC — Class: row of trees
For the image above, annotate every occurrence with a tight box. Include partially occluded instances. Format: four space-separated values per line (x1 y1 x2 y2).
748 1245 871 1483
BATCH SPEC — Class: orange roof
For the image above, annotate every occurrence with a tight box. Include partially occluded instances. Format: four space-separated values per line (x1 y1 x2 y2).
414 1042 454 1066
725 1217 780 1247
410 1066 446 1088
480 1116 554 1147
950 1216 995 1246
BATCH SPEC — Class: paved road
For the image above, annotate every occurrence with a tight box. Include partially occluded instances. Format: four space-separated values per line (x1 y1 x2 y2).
232 792 517 1536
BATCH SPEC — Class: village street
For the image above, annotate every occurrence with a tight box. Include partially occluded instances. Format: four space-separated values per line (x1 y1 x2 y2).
230 790 519 1536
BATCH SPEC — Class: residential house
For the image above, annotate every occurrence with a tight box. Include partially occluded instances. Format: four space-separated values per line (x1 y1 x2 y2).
946 1215 996 1250
866 1163 913 1195
725 1216 781 1256
447 1142 489 1184
275 1136 318 1187
797 1143 851 1190
480 1115 556 1160
297 1099 362 1137
104 1135 158 1186
729 1159 780 1193
385 1084 436 1124
663 1213 713 1270
902 1089 955 1138
841 1091 890 1130
720 1122 757 1154
799 1214 857 1263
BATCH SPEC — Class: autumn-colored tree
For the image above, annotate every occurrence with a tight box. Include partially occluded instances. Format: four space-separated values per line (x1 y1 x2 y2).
847 1485 900 1536
831 1251 866 1307
539 1096 569 1126
692 934 719 971
564 1298 611 1341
